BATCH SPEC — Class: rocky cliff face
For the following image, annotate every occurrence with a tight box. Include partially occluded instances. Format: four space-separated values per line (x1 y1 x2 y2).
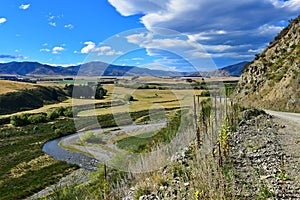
235 16 300 112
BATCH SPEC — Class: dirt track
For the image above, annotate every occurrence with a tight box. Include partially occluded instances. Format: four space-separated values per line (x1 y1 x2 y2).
265 110 300 196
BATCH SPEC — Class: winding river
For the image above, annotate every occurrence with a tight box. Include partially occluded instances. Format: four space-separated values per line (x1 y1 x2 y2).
43 133 99 171
42 122 167 171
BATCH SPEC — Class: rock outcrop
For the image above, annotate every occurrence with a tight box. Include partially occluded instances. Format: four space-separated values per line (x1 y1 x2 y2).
235 16 300 112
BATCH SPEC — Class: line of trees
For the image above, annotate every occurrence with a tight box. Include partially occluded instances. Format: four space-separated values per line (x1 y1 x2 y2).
64 83 107 99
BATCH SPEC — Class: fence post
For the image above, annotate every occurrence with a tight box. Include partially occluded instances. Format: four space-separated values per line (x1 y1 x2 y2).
194 95 201 148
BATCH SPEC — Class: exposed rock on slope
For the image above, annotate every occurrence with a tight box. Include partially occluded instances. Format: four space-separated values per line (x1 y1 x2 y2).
235 16 300 112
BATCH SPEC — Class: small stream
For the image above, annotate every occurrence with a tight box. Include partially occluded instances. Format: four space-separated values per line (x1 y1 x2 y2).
42 133 99 171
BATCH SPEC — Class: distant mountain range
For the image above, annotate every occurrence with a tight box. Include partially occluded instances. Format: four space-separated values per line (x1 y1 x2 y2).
217 61 249 77
0 61 249 77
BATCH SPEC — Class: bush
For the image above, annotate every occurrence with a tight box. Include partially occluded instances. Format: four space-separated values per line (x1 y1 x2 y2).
80 131 104 144
28 114 47 124
95 86 107 99
47 110 60 120
47 107 67 120
63 107 74 117
54 128 63 136
10 114 30 126
200 90 210 97
124 94 135 102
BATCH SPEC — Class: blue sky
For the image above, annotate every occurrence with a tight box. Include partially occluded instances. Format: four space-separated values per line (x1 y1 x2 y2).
0 0 300 72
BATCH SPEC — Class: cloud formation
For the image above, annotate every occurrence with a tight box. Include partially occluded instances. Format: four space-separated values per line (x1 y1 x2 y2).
81 41 96 54
0 18 7 24
52 46 64 54
49 22 56 27
108 0 300 65
80 41 123 56
40 48 51 52
64 24 74 29
19 4 30 10
109 0 300 33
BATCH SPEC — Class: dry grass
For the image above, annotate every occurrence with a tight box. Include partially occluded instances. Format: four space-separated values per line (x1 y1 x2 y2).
9 155 58 178
0 97 111 118
0 80 37 94
136 76 240 83
77 86 204 117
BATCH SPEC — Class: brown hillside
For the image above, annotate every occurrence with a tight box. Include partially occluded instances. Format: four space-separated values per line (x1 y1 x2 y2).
0 80 37 95
235 16 300 112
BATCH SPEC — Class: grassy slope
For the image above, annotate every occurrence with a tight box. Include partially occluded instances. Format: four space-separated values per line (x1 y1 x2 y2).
0 119 78 200
0 80 37 94
0 85 69 115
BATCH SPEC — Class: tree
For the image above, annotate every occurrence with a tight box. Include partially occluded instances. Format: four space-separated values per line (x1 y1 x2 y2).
95 83 107 99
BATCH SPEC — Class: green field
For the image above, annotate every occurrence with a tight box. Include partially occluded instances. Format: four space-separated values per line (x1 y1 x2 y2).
0 118 78 200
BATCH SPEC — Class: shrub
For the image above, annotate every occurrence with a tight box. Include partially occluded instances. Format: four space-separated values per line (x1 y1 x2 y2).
63 107 74 117
54 128 63 136
200 90 210 97
10 114 30 126
47 110 60 120
47 107 67 120
95 86 107 99
124 94 135 102
28 114 47 124
80 131 104 144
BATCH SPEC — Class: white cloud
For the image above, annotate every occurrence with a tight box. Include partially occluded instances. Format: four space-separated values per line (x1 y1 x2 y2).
109 0 300 33
108 0 300 65
80 41 123 56
97 46 123 56
132 57 144 61
270 0 300 11
0 18 7 24
81 41 96 54
64 24 74 29
49 22 56 27
40 48 51 52
257 24 284 36
108 0 168 16
19 4 30 10
52 46 64 54
126 33 207 58
47 13 64 28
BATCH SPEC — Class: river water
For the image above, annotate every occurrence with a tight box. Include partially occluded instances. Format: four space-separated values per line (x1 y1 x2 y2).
42 133 99 171
43 122 167 171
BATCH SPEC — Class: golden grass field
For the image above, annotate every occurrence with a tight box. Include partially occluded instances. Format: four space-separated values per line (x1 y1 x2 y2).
135 76 240 83
0 80 37 94
77 84 204 117
0 76 234 118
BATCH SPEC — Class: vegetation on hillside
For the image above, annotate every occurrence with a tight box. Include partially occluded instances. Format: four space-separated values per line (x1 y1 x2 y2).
0 117 78 200
0 86 68 115
236 15 300 112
